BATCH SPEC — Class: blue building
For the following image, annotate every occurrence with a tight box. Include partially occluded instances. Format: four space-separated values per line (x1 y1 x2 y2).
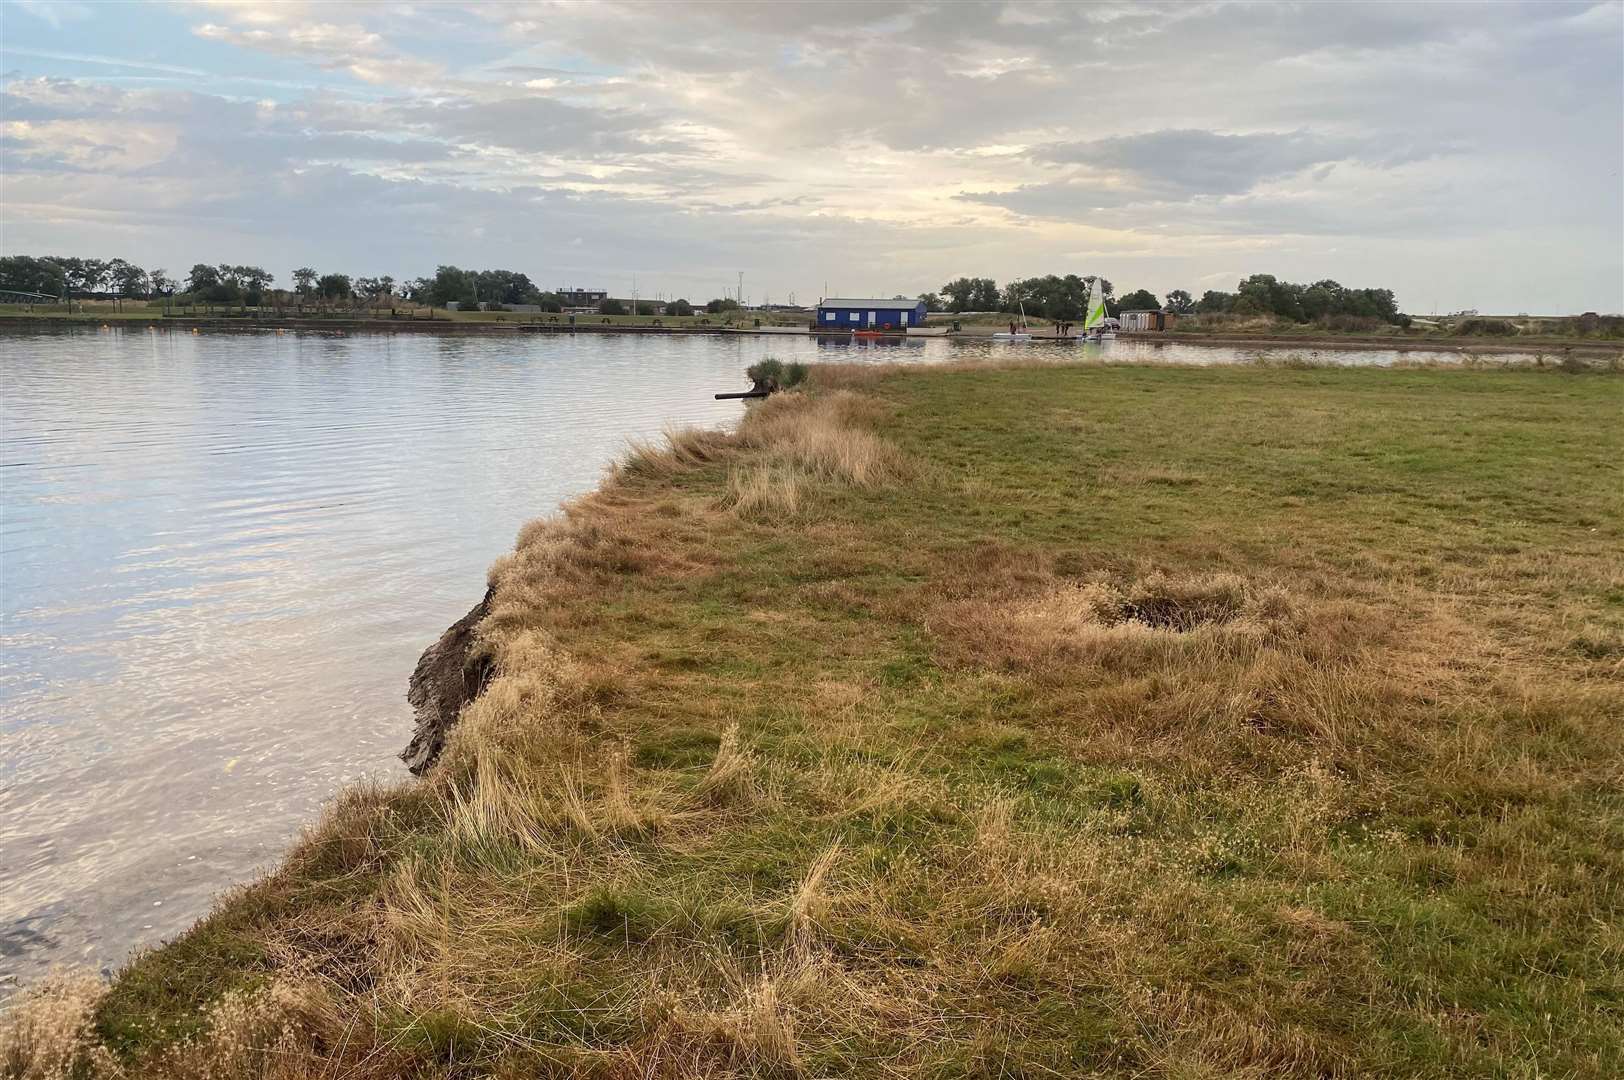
816 297 928 329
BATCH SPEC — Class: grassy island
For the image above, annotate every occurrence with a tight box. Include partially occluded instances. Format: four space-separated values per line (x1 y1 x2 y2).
8 360 1622 1079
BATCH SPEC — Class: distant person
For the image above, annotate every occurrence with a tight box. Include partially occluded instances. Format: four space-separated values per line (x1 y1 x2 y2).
1009 320 1017 335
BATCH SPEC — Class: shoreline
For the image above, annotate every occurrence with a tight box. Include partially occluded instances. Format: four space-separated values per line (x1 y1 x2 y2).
2 314 1620 356
9 360 1621 1076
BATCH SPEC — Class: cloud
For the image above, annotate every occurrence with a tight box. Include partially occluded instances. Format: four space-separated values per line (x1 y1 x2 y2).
1036 130 1370 197
191 15 441 85
0 1 1618 313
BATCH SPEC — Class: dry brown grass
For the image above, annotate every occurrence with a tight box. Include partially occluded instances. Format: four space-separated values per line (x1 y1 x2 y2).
735 390 906 487
1 974 113 1080
721 462 806 520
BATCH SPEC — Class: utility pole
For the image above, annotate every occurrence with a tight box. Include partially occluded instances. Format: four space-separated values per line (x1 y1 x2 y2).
738 271 744 309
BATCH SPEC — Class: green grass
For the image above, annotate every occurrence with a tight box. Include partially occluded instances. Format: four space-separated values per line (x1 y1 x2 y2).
10 361 1621 1079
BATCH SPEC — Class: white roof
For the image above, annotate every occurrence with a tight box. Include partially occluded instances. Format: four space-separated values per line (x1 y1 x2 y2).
819 298 921 308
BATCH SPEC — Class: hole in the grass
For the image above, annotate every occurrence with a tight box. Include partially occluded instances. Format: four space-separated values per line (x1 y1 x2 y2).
1014 572 1295 637
1114 572 1250 630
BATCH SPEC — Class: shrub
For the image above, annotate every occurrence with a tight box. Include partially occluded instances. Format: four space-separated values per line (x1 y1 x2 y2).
745 359 809 389
747 358 784 386
1456 317 1517 336
1317 314 1383 333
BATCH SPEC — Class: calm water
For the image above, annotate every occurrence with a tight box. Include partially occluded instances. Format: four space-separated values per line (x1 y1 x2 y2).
0 328 1550 990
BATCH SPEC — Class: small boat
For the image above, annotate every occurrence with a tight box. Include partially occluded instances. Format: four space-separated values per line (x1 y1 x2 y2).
1081 279 1114 341
993 300 1032 340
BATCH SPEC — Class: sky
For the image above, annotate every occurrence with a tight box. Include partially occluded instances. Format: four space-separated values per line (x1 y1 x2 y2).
2 0 1621 314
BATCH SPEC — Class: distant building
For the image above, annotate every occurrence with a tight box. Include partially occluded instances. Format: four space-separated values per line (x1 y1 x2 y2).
557 287 607 308
1119 309 1175 332
816 297 928 329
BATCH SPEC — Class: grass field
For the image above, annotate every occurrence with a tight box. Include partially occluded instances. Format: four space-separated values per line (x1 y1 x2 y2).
6 361 1621 1079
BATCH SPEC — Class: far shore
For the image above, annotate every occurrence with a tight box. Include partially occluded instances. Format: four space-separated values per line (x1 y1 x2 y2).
3 312 1619 357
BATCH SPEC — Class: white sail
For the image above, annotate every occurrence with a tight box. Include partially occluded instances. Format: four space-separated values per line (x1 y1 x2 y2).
1083 278 1107 330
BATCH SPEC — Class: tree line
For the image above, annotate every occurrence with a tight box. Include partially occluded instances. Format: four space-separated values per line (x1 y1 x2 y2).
921 273 1405 325
1 255 177 302
0 255 747 317
3 254 1405 326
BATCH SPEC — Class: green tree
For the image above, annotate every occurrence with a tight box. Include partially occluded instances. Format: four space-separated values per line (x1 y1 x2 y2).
970 278 1000 310
1196 290 1233 313
1117 288 1160 311
704 297 740 314
187 263 221 294
940 278 975 312
232 266 272 306
318 273 352 300
429 266 472 308
664 298 694 317
292 267 318 296
918 292 943 312
106 258 147 298
1234 274 1303 320
0 255 67 297
600 298 627 315
1165 289 1196 315
64 257 108 297
472 269 540 306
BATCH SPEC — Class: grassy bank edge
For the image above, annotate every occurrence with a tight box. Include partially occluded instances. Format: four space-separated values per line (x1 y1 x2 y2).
5 359 1622 1079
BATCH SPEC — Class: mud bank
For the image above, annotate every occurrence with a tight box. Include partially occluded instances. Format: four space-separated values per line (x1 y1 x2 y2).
401 586 493 774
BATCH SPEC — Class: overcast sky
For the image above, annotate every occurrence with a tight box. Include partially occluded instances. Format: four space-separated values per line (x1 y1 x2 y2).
3 1 1621 313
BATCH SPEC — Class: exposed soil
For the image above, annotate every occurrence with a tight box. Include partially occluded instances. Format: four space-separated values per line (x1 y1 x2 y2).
400 586 494 775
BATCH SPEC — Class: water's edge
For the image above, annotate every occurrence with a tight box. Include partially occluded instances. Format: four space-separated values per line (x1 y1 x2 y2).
402 588 494 775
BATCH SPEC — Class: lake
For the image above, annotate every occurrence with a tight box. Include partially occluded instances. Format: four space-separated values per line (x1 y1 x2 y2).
0 327 1557 990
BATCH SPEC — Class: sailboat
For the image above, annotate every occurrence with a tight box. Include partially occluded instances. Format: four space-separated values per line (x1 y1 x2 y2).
993 299 1032 340
1081 278 1114 341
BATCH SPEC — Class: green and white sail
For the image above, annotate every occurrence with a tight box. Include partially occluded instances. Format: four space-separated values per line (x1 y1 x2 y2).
1083 278 1108 331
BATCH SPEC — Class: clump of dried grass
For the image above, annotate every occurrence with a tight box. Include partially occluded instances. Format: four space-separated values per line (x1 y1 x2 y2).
0 972 112 1080
620 425 731 480
738 391 905 487
722 462 807 520
0 976 349 1080
787 843 842 958
694 723 759 807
